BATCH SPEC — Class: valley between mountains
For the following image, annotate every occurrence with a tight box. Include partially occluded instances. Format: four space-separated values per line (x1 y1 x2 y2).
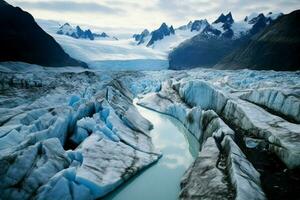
1 0 300 199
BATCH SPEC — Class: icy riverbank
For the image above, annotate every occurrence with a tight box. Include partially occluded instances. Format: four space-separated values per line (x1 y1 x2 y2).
104 102 199 200
136 69 300 200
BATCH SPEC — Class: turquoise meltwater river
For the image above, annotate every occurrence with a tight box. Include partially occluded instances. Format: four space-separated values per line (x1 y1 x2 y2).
104 102 200 200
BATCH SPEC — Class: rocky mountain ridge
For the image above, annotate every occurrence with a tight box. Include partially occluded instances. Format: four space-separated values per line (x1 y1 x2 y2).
57 23 113 40
168 11 285 70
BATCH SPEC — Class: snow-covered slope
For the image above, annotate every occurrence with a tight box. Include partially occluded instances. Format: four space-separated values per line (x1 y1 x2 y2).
139 29 199 53
37 19 167 70
204 11 282 39
133 11 283 54
168 11 284 69
133 23 200 51
37 19 197 66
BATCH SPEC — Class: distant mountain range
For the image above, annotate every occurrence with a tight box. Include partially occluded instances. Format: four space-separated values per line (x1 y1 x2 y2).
133 23 175 47
217 10 300 71
57 23 117 41
168 11 285 70
0 0 298 71
0 0 86 67
133 12 282 48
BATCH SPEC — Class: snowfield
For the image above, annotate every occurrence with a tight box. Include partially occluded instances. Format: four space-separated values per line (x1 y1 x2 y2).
36 19 203 71
0 62 300 199
37 19 169 70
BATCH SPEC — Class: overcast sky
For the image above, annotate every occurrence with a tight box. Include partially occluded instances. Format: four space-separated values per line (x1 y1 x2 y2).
8 0 300 32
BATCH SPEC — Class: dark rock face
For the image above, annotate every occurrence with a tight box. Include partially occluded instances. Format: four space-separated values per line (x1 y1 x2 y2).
133 29 150 45
191 20 209 32
147 23 175 46
0 0 86 67
168 12 239 70
214 12 234 24
168 35 244 70
75 26 94 40
99 32 109 38
79 27 93 40
218 10 300 71
248 14 270 35
169 12 242 70
213 12 235 39
202 25 222 36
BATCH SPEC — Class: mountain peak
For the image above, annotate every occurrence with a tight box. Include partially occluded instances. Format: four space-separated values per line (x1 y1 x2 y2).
160 22 168 29
75 25 83 33
169 25 175 34
62 22 71 27
57 23 110 40
214 12 234 24
99 32 109 37
191 19 209 32
142 29 150 35
147 23 175 46
133 29 150 44
219 10 300 71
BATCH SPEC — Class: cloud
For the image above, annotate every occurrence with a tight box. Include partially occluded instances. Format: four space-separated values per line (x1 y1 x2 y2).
12 1 124 14
7 0 300 30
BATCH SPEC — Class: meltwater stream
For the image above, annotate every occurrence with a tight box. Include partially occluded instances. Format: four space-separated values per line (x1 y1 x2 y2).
104 102 200 200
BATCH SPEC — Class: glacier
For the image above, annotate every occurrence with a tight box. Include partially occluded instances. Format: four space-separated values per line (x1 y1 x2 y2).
0 62 300 200
0 63 161 199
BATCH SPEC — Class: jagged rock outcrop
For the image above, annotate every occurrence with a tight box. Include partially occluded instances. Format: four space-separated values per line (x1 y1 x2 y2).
0 0 86 67
147 23 175 46
57 23 110 41
213 12 235 38
133 29 150 45
93 32 110 38
133 23 175 47
214 12 234 24
191 20 209 32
